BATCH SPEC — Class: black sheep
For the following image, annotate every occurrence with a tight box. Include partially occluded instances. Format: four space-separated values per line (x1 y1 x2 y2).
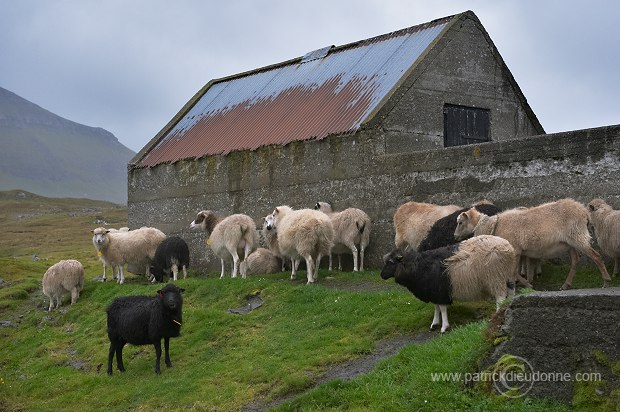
418 203 501 251
381 235 515 333
150 236 190 282
106 283 184 375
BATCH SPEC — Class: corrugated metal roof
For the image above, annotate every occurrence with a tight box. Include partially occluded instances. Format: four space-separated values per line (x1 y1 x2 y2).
136 15 454 168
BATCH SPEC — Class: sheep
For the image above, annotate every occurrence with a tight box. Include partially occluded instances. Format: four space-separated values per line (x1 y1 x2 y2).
239 248 281 277
94 227 130 282
381 235 517 333
151 236 190 282
313 201 371 271
267 206 334 284
42 259 84 311
393 201 461 250
189 210 259 279
91 226 166 284
587 198 620 276
454 198 612 290
262 213 288 271
106 284 184 375
418 202 501 252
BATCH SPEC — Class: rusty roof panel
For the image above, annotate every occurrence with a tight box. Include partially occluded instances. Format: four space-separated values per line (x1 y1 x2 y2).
137 16 453 167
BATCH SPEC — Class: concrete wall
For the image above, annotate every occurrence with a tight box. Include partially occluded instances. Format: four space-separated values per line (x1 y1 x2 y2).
128 124 620 275
380 17 542 154
484 288 620 404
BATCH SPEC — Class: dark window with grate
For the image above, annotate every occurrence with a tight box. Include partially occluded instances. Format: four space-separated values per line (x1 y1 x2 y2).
443 104 490 147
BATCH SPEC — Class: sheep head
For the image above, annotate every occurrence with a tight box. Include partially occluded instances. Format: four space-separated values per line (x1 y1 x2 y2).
157 284 185 314
588 198 610 214
380 249 404 280
263 213 276 231
91 227 111 247
454 208 481 241
190 210 219 233
314 201 333 213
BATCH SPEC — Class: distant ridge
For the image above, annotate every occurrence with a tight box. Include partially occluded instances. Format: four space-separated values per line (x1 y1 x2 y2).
0 86 135 204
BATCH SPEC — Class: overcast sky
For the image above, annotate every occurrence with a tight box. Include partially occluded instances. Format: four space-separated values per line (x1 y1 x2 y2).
1 0 618 153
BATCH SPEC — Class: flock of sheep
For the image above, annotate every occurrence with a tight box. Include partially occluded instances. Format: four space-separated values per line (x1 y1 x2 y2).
38 197 620 373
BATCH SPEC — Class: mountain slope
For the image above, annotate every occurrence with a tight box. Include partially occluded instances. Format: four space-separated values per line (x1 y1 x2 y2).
0 86 135 204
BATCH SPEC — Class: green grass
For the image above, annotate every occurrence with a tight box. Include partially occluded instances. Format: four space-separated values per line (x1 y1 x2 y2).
0 191 617 411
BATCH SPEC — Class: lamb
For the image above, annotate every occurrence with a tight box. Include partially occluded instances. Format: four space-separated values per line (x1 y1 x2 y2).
239 248 281 277
189 210 259 279
42 259 84 311
393 201 461 250
91 226 167 284
418 202 501 252
381 235 516 333
313 201 371 271
454 198 612 290
151 236 190 282
106 284 184 375
588 198 620 276
267 206 334 284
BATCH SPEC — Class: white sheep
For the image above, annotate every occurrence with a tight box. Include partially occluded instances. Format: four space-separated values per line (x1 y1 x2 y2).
91 226 166 284
94 227 130 282
267 206 334 284
454 198 612 290
189 210 259 279
588 198 620 276
314 201 371 271
262 213 293 271
381 235 516 333
239 248 281 277
42 259 84 311
393 201 461 250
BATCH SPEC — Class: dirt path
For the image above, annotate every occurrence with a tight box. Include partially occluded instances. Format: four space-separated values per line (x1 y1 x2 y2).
242 331 434 411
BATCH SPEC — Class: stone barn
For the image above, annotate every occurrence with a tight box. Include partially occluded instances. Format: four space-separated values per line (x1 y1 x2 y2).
128 10 620 273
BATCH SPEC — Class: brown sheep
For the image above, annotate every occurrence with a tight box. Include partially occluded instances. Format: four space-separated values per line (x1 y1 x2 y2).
393 201 461 250
454 198 612 290
588 198 620 276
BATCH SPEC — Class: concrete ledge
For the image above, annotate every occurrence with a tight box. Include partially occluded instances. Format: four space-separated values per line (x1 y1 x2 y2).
485 287 620 404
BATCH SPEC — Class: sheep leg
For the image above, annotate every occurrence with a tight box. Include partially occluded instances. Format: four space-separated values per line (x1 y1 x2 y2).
115 342 125 372
107 343 116 375
561 248 580 290
575 244 612 287
439 305 450 334
359 246 365 271
349 244 358 271
118 265 125 284
182 265 188 279
290 258 298 280
55 296 61 309
153 339 163 374
48 298 54 312
220 259 226 279
146 265 155 283
338 254 343 271
430 305 441 331
305 256 315 284
164 337 172 368
314 254 322 282
328 254 333 271
71 287 79 305
102 263 107 282
171 264 179 281
231 251 240 278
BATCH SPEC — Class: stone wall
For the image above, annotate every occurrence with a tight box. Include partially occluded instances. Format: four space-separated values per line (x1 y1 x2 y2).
127 124 620 274
484 288 620 404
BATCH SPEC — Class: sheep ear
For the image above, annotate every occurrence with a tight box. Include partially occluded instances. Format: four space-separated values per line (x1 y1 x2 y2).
314 202 320 209
395 255 403 261
157 290 164 297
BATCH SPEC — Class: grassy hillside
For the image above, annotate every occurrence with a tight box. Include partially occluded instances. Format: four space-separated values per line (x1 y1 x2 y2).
0 191 613 411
